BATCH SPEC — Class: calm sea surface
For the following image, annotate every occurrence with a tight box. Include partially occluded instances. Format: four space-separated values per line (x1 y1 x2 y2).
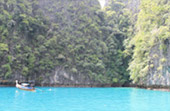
0 87 170 111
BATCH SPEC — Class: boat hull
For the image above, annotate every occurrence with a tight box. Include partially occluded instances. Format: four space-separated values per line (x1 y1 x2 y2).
16 84 35 92
18 87 35 92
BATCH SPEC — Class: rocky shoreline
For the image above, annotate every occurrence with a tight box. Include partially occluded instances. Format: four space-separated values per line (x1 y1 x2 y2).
147 88 170 92
137 85 170 92
1 83 170 92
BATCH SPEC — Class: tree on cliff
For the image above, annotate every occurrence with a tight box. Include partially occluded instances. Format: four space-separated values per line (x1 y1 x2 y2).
127 0 170 84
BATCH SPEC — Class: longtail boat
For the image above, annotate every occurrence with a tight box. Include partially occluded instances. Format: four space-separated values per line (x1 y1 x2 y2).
16 80 35 92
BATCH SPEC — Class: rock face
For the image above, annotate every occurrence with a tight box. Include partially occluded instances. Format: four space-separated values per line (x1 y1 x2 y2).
36 0 101 86
147 40 170 86
0 0 102 86
105 0 140 13
3 0 169 88
9 66 96 86
42 67 96 86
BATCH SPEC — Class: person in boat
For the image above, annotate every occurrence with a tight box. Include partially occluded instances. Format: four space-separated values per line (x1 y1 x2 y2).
16 80 35 91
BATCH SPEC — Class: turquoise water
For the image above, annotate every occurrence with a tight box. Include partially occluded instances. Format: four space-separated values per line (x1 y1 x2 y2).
0 87 170 111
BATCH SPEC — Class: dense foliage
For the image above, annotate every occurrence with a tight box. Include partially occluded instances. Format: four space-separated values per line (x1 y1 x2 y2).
103 0 132 84
2 0 169 85
127 0 170 83
0 0 49 80
0 0 132 85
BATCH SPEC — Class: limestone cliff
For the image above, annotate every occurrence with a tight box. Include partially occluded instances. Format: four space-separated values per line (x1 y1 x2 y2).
147 40 170 86
2 0 169 88
128 0 170 87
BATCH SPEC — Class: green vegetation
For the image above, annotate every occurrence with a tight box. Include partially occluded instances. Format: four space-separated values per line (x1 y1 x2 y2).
127 0 170 83
1 0 169 85
0 0 131 85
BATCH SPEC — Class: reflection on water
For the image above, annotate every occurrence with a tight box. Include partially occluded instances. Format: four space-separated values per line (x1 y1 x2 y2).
0 87 170 111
